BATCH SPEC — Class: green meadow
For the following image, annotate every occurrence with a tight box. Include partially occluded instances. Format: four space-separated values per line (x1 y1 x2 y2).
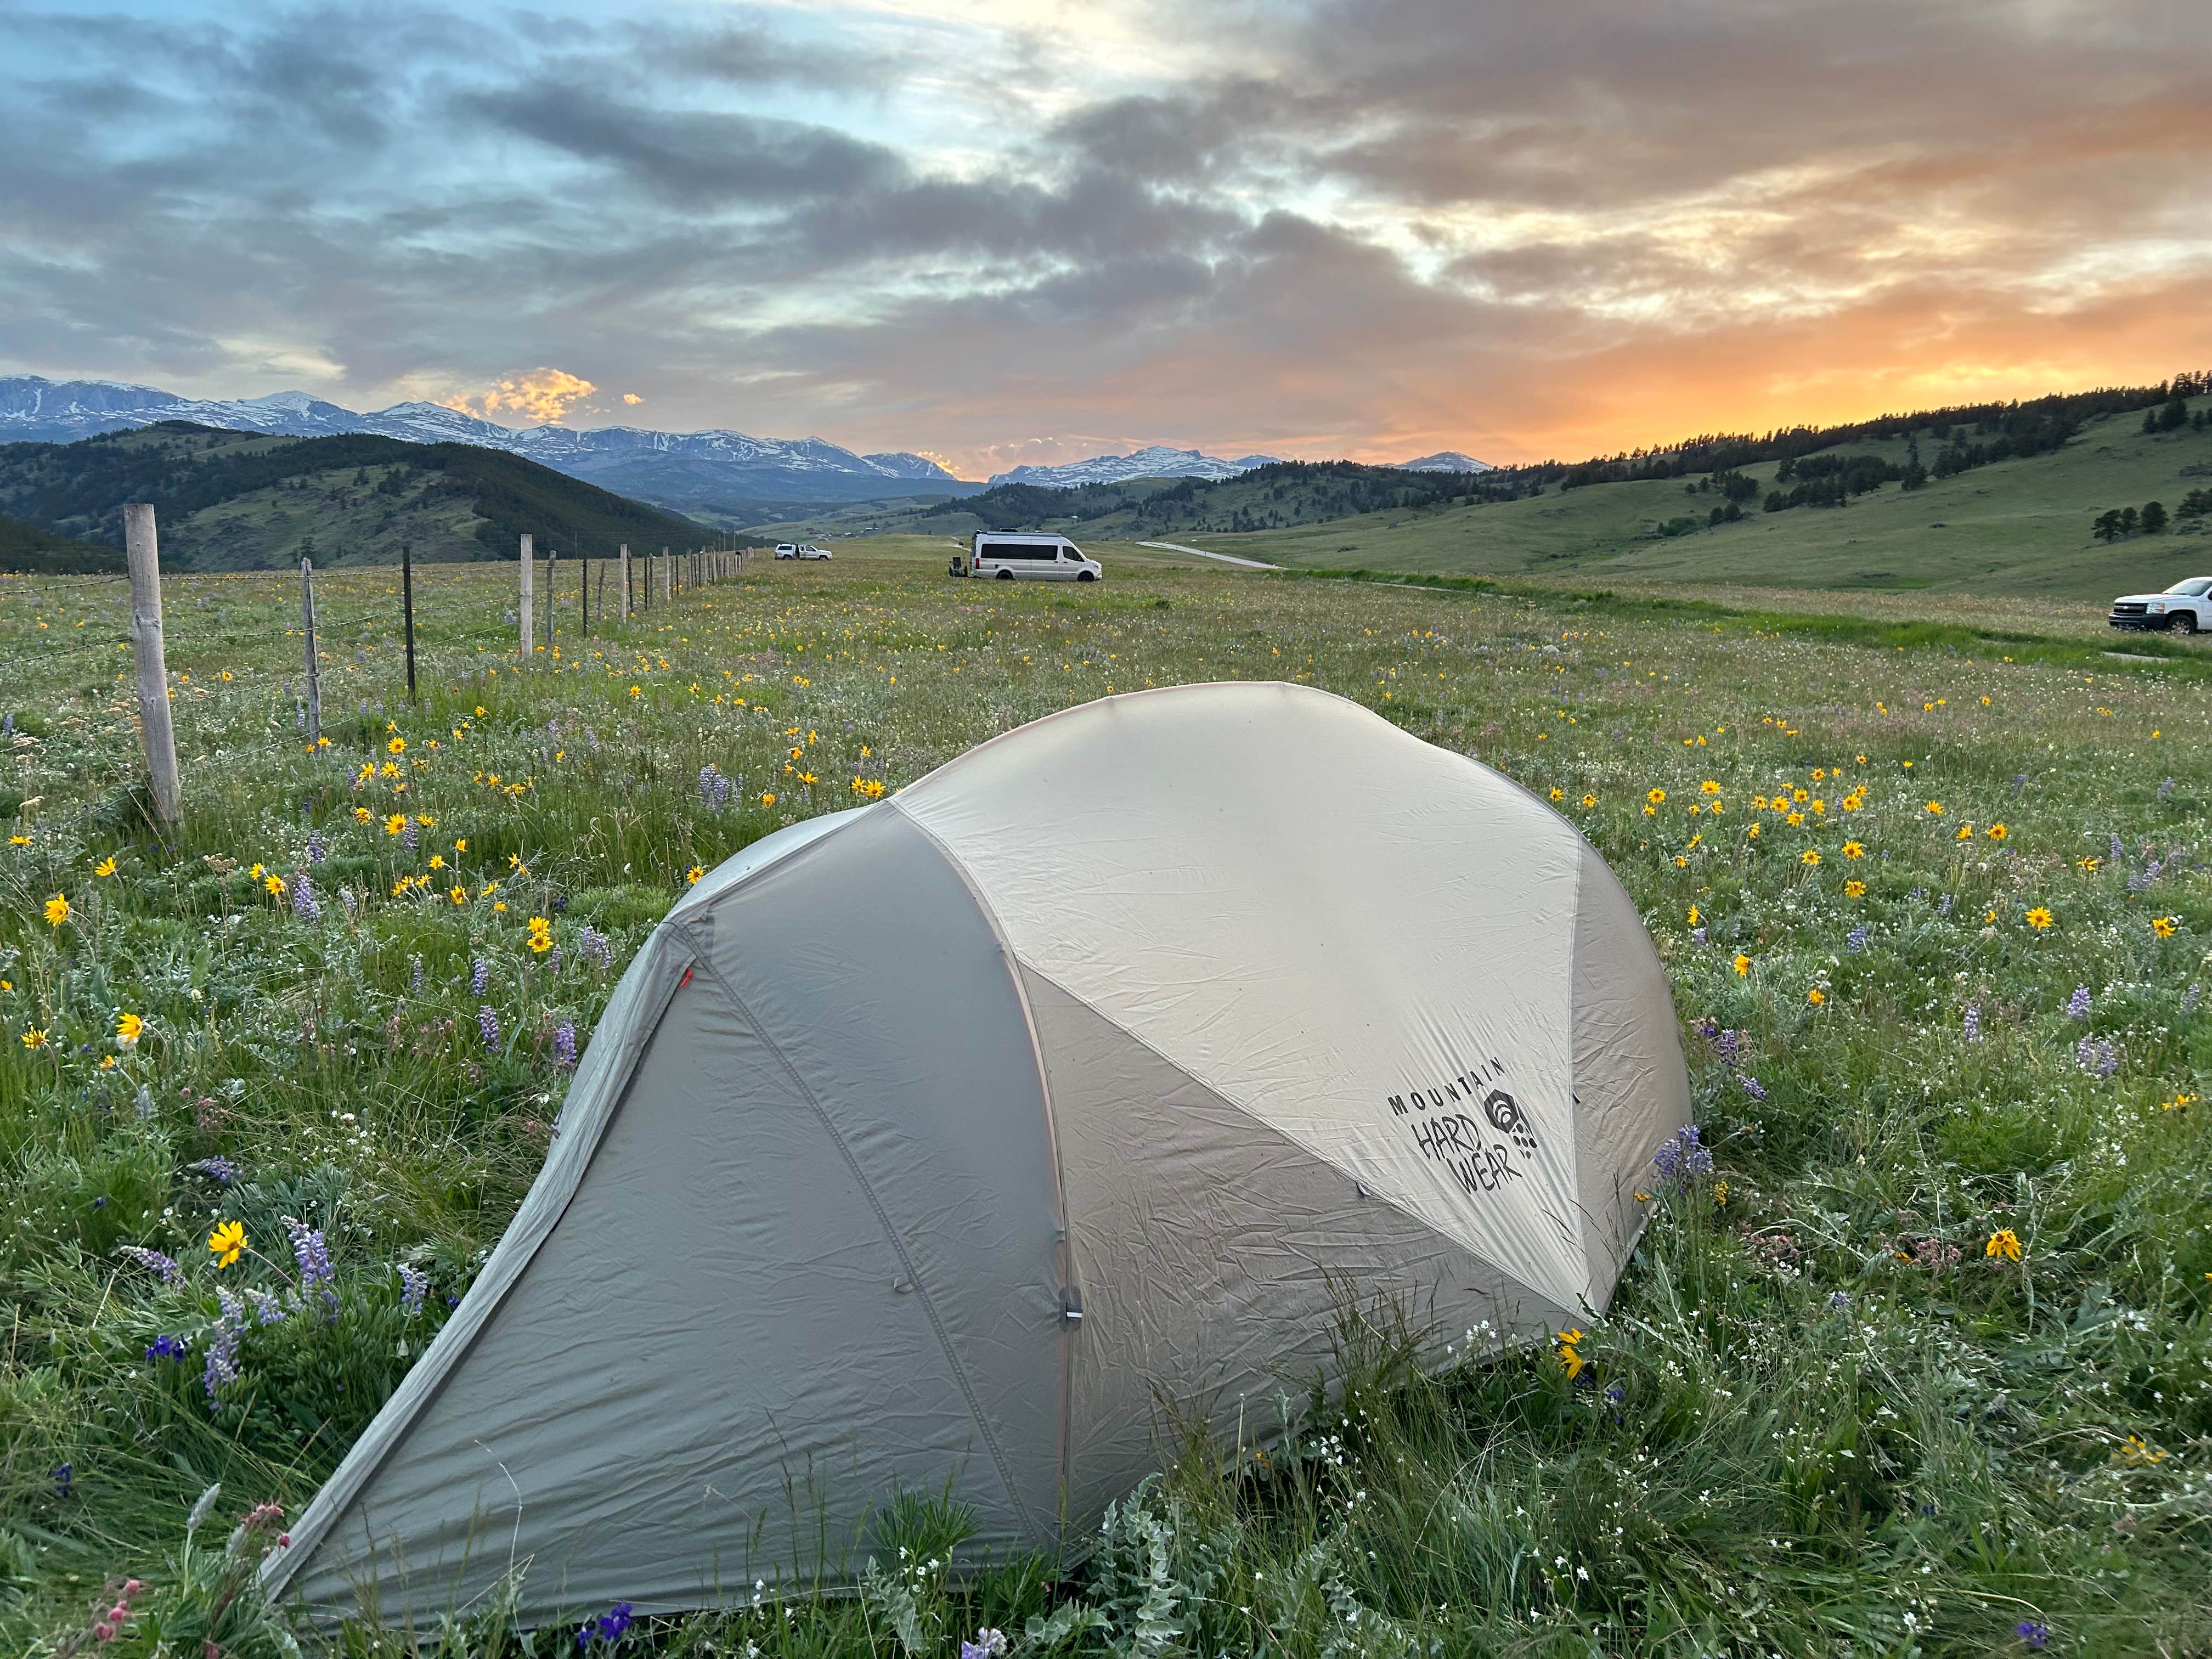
2 551 2208 1656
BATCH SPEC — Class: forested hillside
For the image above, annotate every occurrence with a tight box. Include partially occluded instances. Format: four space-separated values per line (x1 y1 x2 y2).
0 422 703 570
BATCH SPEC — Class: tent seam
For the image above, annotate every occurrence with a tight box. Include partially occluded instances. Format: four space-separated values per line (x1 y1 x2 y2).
679 944 1046 1551
890 800 1079 1553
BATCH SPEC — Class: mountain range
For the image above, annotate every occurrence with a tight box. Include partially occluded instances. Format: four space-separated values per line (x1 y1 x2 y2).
0 377 1493 520
0 376 971 522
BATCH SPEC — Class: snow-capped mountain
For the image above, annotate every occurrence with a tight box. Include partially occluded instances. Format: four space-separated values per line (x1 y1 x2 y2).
988 445 1285 489
0 376 976 514
1397 451 1494 472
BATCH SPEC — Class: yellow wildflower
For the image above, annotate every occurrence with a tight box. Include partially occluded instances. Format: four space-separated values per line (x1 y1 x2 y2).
2153 916 2179 939
1985 1229 2021 1262
1733 953 1751 977
2025 907 2054 930
43 893 69 927
94 856 116 877
1554 1327 1585 1380
22 1028 48 1050
116 1011 143 1046
207 1220 247 1268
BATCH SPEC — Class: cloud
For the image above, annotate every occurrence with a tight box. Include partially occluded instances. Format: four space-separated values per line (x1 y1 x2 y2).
441 369 598 425
0 0 2208 471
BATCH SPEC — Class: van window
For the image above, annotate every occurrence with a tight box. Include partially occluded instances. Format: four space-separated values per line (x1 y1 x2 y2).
984 542 1056 560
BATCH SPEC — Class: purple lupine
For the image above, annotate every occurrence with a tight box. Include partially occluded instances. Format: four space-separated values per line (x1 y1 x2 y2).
202 1290 244 1404
307 830 326 864
2012 773 2027 793
187 1156 239 1185
478 1004 502 1051
1716 1028 1740 1065
2158 777 2175 799
402 819 420 853
471 958 490 997
399 1263 428 1314
1963 1004 1983 1044
286 1218 338 1314
410 954 425 994
115 1244 184 1287
1690 926 1706 947
2067 986 2092 1019
244 1289 286 1325
548 946 563 974
2016 1621 2050 1651
1652 1124 1714 1187
291 874 320 923
554 1021 578 1071
2075 1036 2119 1077
2184 983 2203 1017
1846 924 1869 954
579 927 614 972
1938 893 1954 917
1738 1074 1767 1101
2110 832 2125 863
145 1333 189 1360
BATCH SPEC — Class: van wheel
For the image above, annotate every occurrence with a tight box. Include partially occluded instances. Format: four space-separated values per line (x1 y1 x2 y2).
996 569 1015 580
2175 612 2198 635
1077 570 1097 582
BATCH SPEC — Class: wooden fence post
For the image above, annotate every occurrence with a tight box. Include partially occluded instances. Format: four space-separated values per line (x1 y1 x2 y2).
518 533 535 661
401 541 417 702
547 546 558 648
122 504 182 827
619 544 630 620
300 556 321 748
662 546 672 605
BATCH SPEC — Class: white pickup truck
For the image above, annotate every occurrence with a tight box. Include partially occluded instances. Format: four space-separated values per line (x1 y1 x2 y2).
2109 577 2212 634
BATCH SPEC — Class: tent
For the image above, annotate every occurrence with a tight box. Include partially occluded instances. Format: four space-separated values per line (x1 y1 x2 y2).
264 681 1689 1624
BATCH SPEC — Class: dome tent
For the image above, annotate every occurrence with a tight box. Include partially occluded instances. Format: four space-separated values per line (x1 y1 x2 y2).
263 681 1689 1626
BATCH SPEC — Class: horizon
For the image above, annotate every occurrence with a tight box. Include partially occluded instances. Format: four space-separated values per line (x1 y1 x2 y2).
4 2 2209 478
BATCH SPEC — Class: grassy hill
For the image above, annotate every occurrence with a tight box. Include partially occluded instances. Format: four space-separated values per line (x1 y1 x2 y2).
0 510 122 573
1151 398 2212 599
0 422 707 571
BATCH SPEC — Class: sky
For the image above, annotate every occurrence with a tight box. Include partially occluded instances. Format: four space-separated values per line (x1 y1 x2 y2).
3 0 2210 477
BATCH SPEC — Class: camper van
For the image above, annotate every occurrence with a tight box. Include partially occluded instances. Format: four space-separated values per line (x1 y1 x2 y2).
967 533 1102 582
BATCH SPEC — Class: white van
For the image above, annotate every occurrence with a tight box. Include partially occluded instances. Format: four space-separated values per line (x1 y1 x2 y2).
968 533 1102 582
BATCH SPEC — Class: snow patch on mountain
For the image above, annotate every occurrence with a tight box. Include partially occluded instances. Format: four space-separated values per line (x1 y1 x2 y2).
1396 451 1494 472
988 445 1285 489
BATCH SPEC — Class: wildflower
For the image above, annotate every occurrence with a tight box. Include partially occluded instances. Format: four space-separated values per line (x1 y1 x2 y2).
1554 1326 1585 1379
2016 1621 2050 1651
686 865 704 884
1986 1228 2022 1262
1700 779 1719 794
555 1020 578 1070
1807 987 1825 1006
450 884 466 905
1733 952 1751 977
145 1333 190 1360
1988 823 2008 840
2025 906 2054 930
263 872 286 896
454 837 468 853
1548 787 1562 801
962 1629 1010 1659
2161 1092 2194 1111
472 958 490 997
1844 878 1866 898
189 1156 239 1185
202 1290 244 1404
1739 1074 1766 1101
527 916 554 953
2079 856 2100 871
478 1004 502 1051
1647 788 1666 804
1800 849 1820 866
399 1263 428 1314
1846 924 1868 953
22 1026 48 1049
1964 1005 1983 1043
116 1244 185 1287
385 814 407 836
2066 985 2091 1019
2153 915 2179 939
1925 800 1943 815
761 792 777 808
387 736 405 754
577 1601 636 1649
1712 1179 1729 1206
2074 1035 2118 1077
115 1010 143 1047
286 1217 338 1312
1652 1124 1713 1187
207 1220 247 1268
292 875 320 922
44 892 69 927
94 855 117 876
1955 824 1973 841
2118 1435 2164 1466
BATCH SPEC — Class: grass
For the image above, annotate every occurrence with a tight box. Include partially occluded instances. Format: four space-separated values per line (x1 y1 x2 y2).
1047 402 2212 601
2 549 2209 1656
